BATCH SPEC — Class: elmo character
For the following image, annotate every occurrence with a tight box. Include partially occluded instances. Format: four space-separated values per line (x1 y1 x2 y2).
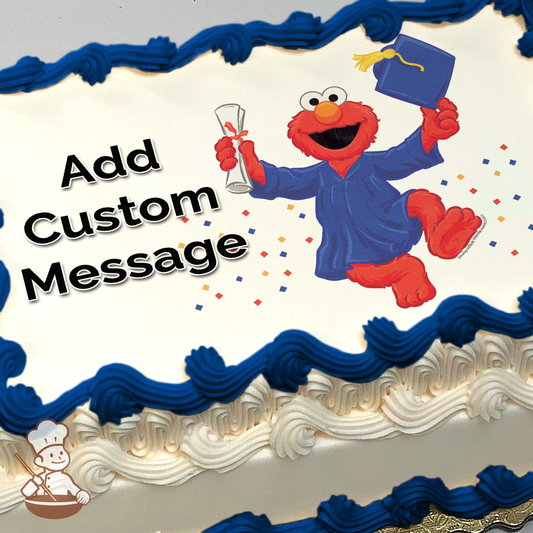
215 87 481 308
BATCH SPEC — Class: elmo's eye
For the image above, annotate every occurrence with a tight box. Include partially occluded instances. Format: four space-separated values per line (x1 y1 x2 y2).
60 451 63 456
300 91 322 111
322 87 347 106
50 453 53 458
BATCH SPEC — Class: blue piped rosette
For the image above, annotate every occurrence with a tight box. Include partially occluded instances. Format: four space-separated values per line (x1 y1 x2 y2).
204 466 533 533
0 0 531 95
1 288 532 436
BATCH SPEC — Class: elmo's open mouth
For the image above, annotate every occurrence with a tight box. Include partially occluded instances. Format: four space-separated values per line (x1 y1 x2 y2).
308 123 361 150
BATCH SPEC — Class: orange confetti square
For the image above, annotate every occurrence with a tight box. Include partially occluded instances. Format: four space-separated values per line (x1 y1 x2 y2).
457 174 465 180
262 271 269 277
494 171 501 176
278 236 286 243
287 204 294 210
202 284 210 291
218 233 225 238
178 243 185 249
497 216 505 222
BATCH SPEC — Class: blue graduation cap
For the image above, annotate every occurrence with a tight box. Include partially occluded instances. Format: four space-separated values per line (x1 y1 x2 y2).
353 35 455 109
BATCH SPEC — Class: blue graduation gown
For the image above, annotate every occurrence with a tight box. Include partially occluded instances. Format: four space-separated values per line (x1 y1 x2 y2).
249 127 443 281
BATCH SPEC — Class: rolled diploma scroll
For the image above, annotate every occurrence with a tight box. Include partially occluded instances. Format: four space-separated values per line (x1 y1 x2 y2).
215 104 254 193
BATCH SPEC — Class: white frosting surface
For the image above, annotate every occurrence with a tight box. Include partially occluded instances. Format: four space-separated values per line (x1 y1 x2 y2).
2 403 533 532
0 8 531 405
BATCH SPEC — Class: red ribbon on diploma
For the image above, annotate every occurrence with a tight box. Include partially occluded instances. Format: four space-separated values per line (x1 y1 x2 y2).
225 122 248 141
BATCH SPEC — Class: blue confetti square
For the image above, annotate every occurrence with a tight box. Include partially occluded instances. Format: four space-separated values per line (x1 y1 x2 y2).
513 194 521 201
482 159 489 165
280 251 287 258
299 213 306 219
279 286 287 292
236 276 243 282
195 304 203 311
529 225 533 231
204 220 211 226
489 241 497 247
248 228 256 234
510 159 517 166
441 180 448 186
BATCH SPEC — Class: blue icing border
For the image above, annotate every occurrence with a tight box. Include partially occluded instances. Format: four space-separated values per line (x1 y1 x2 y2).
0 288 532 436
204 466 533 533
0 0 531 94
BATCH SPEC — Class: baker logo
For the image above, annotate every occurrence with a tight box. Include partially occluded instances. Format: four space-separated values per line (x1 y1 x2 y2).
15 419 90 519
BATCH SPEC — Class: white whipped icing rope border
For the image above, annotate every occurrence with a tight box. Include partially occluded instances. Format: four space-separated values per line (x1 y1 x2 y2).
1 331 532 513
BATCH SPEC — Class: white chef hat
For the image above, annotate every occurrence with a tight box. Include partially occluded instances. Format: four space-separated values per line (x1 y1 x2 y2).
27 419 69 456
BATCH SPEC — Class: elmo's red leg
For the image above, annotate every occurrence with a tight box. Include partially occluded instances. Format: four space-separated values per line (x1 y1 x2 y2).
407 189 482 259
407 189 446 240
347 254 436 309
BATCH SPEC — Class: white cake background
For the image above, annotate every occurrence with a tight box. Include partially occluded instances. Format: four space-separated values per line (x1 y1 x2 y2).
0 6 531 404
0 2 533 532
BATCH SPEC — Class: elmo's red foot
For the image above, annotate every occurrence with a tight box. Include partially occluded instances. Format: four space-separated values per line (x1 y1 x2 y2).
347 254 436 309
427 207 482 259
390 256 436 308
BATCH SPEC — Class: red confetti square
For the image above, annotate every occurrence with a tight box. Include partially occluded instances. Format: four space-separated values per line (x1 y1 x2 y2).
493 199 501 205
511 250 519 256
254 299 262 306
216 293 223 299
500 144 508 150
260 251 268 258
470 188 477 194
284 270 292 276
182 217 189 223
305 237 313 243
242 210 250 216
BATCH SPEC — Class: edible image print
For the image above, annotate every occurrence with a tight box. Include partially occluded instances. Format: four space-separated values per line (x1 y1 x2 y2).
215 35 481 309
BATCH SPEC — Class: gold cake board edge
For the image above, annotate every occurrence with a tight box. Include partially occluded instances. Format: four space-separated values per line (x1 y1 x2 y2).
380 500 533 533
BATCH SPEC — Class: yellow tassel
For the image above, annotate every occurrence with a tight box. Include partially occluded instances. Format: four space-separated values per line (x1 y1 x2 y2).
353 49 424 72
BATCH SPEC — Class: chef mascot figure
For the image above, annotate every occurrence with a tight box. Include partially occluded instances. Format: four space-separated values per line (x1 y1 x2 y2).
21 419 91 505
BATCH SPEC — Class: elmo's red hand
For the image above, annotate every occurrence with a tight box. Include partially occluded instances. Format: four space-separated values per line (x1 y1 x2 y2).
214 137 266 186
214 137 238 171
420 97 459 153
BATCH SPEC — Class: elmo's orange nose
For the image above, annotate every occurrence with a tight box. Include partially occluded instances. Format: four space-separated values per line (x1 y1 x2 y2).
314 101 341 124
